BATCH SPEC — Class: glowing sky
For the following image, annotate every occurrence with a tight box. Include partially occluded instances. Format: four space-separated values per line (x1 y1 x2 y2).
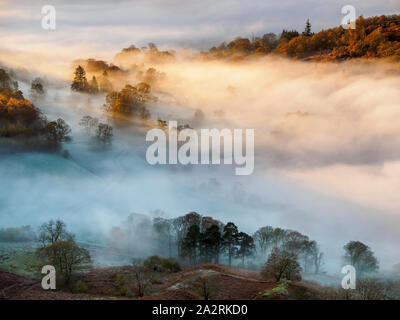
1 0 399 60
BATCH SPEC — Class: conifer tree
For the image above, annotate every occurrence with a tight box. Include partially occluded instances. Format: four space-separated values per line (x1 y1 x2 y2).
236 232 255 266
222 222 239 266
71 65 89 92
303 19 312 37
89 76 99 94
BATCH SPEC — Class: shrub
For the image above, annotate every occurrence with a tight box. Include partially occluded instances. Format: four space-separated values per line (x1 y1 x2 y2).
115 273 128 296
356 278 388 300
259 280 290 299
143 255 181 273
74 280 89 293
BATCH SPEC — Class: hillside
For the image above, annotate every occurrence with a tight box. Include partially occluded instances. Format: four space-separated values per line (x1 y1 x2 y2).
204 14 400 61
0 264 319 300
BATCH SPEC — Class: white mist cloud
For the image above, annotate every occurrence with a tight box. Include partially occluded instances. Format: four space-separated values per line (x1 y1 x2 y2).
1 0 400 271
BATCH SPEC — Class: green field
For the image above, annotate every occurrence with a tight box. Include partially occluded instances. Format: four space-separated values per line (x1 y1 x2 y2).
0 242 42 278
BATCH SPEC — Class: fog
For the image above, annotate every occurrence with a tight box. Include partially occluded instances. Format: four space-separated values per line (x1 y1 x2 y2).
1 51 400 275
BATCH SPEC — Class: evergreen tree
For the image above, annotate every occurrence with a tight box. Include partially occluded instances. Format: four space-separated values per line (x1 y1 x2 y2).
100 70 113 92
303 19 312 37
222 222 239 266
71 65 89 92
89 76 99 94
181 225 201 265
199 225 222 263
280 29 299 41
236 232 255 266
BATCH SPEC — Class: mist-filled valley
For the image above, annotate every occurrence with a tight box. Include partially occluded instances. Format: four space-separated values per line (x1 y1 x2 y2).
1 8 400 300
2 52 400 269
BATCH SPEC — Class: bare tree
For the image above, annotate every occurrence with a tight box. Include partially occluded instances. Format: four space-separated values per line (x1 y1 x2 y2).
38 220 73 248
194 275 216 300
131 265 154 297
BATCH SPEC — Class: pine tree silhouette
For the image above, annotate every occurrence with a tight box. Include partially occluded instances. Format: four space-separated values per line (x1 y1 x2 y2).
303 19 312 37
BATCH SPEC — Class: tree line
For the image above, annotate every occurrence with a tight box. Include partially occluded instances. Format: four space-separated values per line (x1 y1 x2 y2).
203 15 400 61
107 211 380 280
108 212 321 272
0 216 381 288
0 68 71 150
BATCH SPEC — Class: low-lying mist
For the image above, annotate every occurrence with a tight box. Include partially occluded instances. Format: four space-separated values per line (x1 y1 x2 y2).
1 51 400 275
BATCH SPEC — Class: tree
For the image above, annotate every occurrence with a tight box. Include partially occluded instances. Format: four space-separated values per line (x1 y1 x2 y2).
356 278 388 300
252 37 271 54
181 225 201 265
222 222 239 266
44 118 72 148
282 231 310 270
30 77 45 98
0 88 41 137
88 76 99 94
71 65 89 92
0 68 18 90
172 212 202 257
38 219 91 285
42 241 91 285
227 37 253 54
103 83 151 119
199 225 222 263
286 35 310 57
130 261 154 297
280 29 299 42
38 219 74 247
343 241 379 276
79 115 99 134
309 241 324 274
261 247 302 282
236 232 255 266
143 255 180 273
171 216 185 257
99 70 113 93
152 217 174 257
95 123 113 144
193 274 216 300
303 19 312 37
262 33 278 48
253 226 274 256
271 228 288 248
